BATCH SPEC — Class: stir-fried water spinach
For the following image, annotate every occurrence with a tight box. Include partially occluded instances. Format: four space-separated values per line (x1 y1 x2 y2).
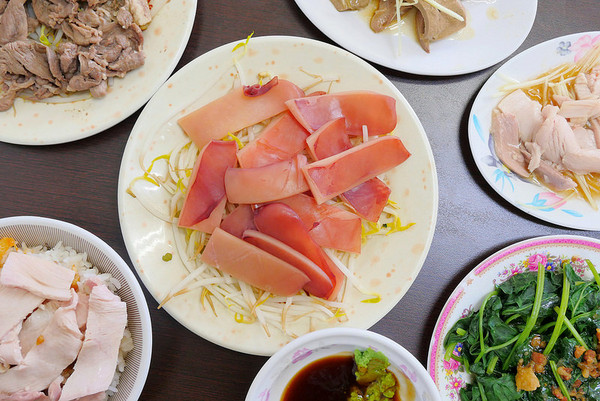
444 258 600 400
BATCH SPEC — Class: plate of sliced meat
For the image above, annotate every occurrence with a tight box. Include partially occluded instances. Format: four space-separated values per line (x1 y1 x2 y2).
117 35 438 355
294 0 537 76
469 31 600 230
0 0 196 145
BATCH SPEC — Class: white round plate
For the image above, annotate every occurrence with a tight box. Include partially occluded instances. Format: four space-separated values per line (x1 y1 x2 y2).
469 31 600 231
117 35 438 355
427 235 600 400
0 0 196 145
294 0 537 76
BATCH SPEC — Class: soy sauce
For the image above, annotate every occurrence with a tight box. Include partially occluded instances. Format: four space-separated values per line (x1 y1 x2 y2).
281 353 403 401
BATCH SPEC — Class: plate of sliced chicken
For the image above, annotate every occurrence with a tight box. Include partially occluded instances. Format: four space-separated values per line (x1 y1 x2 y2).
294 0 537 76
469 31 600 230
0 0 196 145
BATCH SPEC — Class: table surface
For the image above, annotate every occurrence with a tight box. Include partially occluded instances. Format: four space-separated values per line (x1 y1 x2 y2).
1 1 599 400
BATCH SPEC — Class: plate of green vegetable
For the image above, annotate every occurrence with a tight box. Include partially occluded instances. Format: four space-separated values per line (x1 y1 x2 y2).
428 235 600 400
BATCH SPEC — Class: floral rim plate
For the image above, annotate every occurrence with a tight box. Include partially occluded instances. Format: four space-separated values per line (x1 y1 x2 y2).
469 31 600 230
427 235 600 399
117 35 438 356
294 0 536 76
0 0 196 145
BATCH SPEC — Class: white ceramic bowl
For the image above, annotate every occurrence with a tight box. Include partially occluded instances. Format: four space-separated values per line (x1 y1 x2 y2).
0 216 152 400
246 328 441 401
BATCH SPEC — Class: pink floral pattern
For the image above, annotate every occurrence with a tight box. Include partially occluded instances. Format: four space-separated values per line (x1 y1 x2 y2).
436 251 594 396
572 34 600 62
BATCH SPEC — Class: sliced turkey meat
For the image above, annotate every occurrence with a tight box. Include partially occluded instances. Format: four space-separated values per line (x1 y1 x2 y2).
1 252 75 301
0 291 82 394
58 284 126 401
0 285 43 341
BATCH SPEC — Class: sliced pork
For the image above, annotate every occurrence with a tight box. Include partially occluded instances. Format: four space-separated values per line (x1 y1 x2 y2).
0 291 82 394
559 99 600 121
58 285 126 401
31 0 76 29
1 252 75 301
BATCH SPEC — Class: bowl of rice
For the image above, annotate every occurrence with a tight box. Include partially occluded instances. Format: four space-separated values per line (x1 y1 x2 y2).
0 215 152 400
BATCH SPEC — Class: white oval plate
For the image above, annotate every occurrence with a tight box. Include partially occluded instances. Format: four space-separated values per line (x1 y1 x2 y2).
469 31 600 231
117 35 438 356
294 0 536 76
0 0 196 145
427 235 600 399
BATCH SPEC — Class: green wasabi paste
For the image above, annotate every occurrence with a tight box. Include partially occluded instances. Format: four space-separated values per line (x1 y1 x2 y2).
349 348 398 401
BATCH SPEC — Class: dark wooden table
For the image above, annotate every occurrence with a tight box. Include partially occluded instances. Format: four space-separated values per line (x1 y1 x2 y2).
1 1 599 400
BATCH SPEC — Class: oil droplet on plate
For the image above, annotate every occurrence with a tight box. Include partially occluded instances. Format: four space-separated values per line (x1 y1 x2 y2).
487 6 499 20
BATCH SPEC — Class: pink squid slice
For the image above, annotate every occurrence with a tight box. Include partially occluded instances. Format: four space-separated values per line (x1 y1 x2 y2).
305 116 392 222
237 112 310 168
178 78 305 149
286 91 397 136
201 227 310 297
302 136 410 204
225 154 309 204
276 194 362 254
242 230 333 298
253 203 344 300
220 204 257 238
178 140 238 233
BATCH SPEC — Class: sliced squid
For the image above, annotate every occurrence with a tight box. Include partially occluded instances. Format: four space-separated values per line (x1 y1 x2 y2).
178 140 238 233
178 78 305 149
